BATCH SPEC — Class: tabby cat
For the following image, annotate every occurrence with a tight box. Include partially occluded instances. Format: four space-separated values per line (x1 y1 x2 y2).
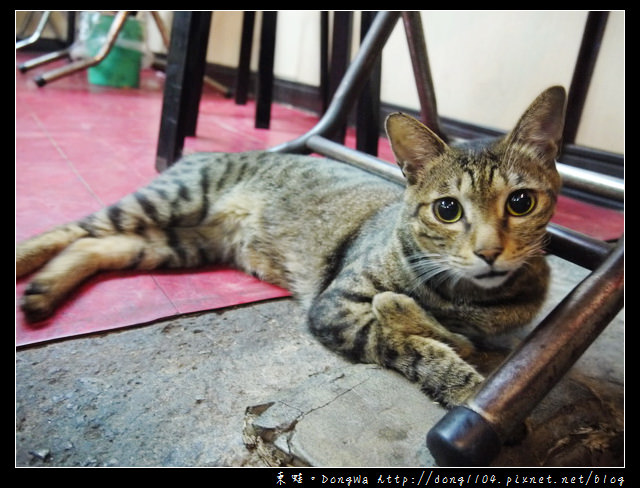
16 86 565 408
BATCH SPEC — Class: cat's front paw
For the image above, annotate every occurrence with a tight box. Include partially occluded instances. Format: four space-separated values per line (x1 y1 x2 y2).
436 369 485 408
399 335 484 409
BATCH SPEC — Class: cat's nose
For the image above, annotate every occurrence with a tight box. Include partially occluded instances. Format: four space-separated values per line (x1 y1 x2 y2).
474 248 503 265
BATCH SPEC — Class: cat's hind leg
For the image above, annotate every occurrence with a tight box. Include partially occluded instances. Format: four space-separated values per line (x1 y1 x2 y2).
16 223 89 278
18 219 227 322
19 232 171 322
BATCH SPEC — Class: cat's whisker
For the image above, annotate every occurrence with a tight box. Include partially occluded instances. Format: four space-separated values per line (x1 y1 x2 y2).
520 234 548 262
404 252 459 293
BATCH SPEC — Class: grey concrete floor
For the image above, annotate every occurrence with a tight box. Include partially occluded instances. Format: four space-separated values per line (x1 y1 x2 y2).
15 256 623 467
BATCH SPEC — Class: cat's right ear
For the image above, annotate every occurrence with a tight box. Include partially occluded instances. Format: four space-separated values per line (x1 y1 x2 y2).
385 113 448 185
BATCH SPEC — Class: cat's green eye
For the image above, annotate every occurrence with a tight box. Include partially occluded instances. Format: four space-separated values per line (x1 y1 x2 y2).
506 190 536 216
433 198 463 223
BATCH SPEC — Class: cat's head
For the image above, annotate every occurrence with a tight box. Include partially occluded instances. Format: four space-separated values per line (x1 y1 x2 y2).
385 86 565 289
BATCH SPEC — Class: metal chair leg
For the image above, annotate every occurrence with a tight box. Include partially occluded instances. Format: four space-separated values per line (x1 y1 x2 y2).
401 11 446 141
18 48 71 73
156 12 211 171
255 12 278 129
356 12 382 156
270 11 446 154
16 11 51 50
33 11 130 87
270 11 402 154
234 12 255 105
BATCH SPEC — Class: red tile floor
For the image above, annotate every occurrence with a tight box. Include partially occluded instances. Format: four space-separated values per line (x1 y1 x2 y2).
15 53 623 346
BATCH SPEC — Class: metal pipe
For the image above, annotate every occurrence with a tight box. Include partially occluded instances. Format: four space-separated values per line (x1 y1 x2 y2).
401 12 446 141
269 11 401 154
557 161 624 203
563 12 609 144
33 11 130 87
427 237 624 466
307 135 405 184
16 11 51 50
150 11 171 48
18 48 70 73
545 223 615 270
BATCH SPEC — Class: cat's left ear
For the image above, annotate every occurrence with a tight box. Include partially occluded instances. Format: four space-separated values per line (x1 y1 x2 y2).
506 86 567 165
385 113 448 185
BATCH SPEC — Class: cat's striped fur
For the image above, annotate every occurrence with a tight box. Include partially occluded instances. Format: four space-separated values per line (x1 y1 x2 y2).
16 87 565 408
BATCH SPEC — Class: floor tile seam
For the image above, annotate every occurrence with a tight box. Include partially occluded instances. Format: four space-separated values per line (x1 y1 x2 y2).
149 274 182 316
32 113 111 208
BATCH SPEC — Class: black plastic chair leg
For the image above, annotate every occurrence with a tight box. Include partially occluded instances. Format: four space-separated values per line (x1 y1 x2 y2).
255 12 277 129
156 12 211 171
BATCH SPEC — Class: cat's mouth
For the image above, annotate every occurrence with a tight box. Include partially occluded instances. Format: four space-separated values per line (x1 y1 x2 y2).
470 269 512 288
474 269 509 280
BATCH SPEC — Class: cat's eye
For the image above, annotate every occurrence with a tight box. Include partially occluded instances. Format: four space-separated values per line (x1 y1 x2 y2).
506 190 536 216
433 198 463 223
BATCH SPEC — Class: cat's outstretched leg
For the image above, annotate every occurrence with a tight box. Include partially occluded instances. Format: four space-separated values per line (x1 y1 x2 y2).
371 291 484 407
16 224 89 278
17 211 231 321
308 289 483 408
18 232 170 322
372 291 475 358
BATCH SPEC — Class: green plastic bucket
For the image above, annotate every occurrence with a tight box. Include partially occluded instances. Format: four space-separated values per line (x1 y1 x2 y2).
86 14 144 88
